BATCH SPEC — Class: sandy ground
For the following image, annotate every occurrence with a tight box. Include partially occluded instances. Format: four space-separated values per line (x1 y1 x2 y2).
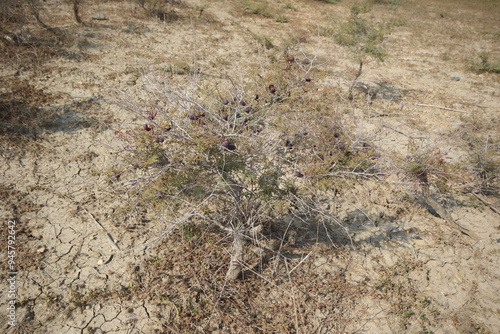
1 0 499 333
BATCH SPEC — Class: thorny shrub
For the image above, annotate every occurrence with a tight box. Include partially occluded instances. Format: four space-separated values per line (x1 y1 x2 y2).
112 51 497 280
111 55 382 280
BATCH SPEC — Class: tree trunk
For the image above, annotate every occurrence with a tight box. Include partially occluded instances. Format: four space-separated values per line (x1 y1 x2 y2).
226 230 245 280
72 0 82 24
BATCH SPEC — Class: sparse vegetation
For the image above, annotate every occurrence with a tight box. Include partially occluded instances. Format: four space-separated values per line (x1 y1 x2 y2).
134 0 184 22
1 0 499 332
163 60 193 75
257 34 274 49
367 0 403 5
242 0 275 18
376 260 437 331
285 2 299 11
314 0 339 3
334 7 389 60
275 14 289 23
0 0 26 28
468 53 500 73
455 114 500 195
0 78 60 139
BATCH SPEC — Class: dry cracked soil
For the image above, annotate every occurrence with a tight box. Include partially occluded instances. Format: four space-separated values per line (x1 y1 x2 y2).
0 0 499 333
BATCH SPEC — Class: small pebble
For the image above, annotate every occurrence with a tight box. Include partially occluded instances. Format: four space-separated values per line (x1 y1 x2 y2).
91 13 108 20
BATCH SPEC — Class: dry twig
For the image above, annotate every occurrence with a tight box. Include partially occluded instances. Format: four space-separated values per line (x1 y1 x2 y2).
472 193 500 215
416 103 470 113
83 207 121 251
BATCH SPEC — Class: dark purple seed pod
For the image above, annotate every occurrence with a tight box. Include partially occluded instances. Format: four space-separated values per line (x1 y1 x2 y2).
268 84 276 94
133 162 141 169
254 94 259 100
221 98 229 105
155 137 165 143
333 131 339 138
294 171 304 178
305 76 311 82
339 143 346 151
240 100 247 106
187 113 197 120
147 111 157 120
244 106 253 113
222 113 228 121
144 124 152 131
157 191 165 199
287 56 295 62
370 153 381 160
221 139 236 150
363 142 370 148
318 154 325 161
